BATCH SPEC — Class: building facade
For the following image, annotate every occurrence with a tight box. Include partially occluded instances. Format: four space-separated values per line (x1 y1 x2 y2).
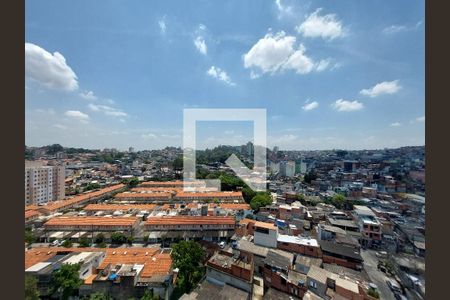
25 161 65 205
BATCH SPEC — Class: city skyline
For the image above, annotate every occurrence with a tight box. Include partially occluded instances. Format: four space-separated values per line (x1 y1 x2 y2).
26 0 424 151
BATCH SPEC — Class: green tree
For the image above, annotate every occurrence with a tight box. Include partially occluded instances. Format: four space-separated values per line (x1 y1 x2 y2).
111 232 127 244
25 229 36 244
242 187 256 203
78 237 90 248
25 275 40 300
250 193 273 210
143 234 150 245
123 177 140 188
87 292 112 300
85 183 101 191
94 233 104 244
171 241 205 293
331 194 346 209
141 289 160 300
50 263 83 300
303 171 317 184
61 239 73 248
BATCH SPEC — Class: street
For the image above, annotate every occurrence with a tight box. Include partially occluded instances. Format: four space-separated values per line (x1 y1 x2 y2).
361 249 396 300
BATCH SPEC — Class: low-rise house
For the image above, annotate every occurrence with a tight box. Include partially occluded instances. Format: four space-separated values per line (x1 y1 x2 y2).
25 247 174 300
145 216 236 242
294 255 323 275
277 235 322 258
235 238 269 275
43 216 139 235
318 240 363 270
262 249 307 298
352 205 382 247
236 219 278 248
206 249 254 292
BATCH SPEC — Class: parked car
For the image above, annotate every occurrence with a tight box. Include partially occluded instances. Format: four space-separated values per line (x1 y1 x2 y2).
386 279 402 294
218 241 226 249
50 239 60 247
394 292 408 300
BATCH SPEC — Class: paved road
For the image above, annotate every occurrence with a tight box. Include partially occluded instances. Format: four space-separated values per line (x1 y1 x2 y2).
361 249 395 300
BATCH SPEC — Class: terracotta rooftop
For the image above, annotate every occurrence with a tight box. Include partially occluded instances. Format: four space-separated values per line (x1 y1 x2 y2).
174 191 243 198
131 187 182 193
83 204 157 211
44 216 139 227
25 210 41 220
38 184 125 212
25 247 172 279
115 192 172 198
239 218 277 230
146 216 236 226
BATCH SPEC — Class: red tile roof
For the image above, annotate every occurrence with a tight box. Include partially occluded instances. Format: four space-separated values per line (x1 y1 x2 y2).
83 204 157 211
146 216 236 226
25 247 172 279
44 216 139 227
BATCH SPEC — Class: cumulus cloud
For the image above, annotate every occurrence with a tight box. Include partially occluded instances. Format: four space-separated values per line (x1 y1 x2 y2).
275 0 292 18
331 99 364 112
88 103 127 117
360 80 401 98
193 24 207 55
64 110 90 123
296 8 345 40
25 43 78 91
158 16 167 34
243 31 331 75
302 100 319 111
416 116 425 123
390 122 402 127
382 25 408 35
79 90 98 101
383 21 422 35
53 124 67 130
206 66 235 86
141 133 157 139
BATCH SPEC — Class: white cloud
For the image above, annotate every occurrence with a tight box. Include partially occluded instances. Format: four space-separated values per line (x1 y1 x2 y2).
158 16 167 34
88 103 127 117
390 122 402 127
275 0 292 18
64 110 90 123
416 116 425 123
141 133 157 139
193 24 207 55
79 90 98 101
194 36 207 55
331 99 364 112
35 108 55 115
383 21 422 35
302 100 319 111
382 25 408 35
53 124 67 130
243 31 331 75
206 66 235 86
360 80 401 98
25 43 78 91
296 8 344 40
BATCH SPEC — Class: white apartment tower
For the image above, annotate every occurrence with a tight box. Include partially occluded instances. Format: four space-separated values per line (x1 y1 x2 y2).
25 161 65 205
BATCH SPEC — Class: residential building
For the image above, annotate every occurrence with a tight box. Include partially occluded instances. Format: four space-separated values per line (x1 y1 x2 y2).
145 216 236 241
206 249 254 292
25 161 65 205
277 235 322 258
353 205 382 247
280 161 296 177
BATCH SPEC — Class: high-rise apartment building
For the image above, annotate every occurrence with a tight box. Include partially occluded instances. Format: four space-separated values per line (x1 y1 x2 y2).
25 161 65 205
280 161 296 177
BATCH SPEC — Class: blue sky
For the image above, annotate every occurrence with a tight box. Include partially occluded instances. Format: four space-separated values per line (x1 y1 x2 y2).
25 0 424 150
